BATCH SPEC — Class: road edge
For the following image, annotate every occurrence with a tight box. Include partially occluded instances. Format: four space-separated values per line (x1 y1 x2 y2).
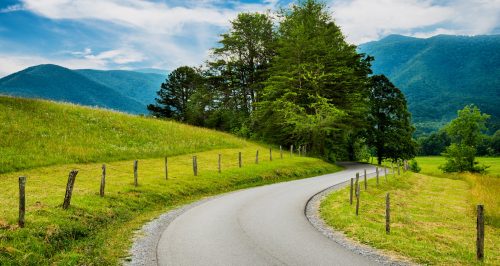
304 170 415 266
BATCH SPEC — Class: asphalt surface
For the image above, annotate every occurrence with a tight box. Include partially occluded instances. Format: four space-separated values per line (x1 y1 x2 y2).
157 162 382 266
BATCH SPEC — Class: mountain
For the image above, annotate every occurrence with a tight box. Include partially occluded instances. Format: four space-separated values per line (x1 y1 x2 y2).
75 69 164 107
359 34 500 135
0 64 165 114
133 68 169 75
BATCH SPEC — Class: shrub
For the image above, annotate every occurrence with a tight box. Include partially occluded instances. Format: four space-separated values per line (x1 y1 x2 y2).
409 160 421 173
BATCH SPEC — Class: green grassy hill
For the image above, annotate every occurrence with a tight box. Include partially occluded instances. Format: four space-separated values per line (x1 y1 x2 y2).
0 96 339 265
359 34 500 135
0 95 249 174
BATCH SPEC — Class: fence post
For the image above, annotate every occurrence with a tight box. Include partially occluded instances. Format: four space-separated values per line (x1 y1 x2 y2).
364 169 367 190
193 156 198 176
218 154 222 173
355 181 360 216
385 167 388 181
18 176 26 228
255 150 259 164
386 193 390 234
165 157 168 180
290 145 293 157
376 167 379 185
280 145 283 159
100 164 106 197
298 146 301 157
134 160 138 187
239 152 242 168
477 204 484 261
270 148 272 161
63 170 78 210
350 178 354 205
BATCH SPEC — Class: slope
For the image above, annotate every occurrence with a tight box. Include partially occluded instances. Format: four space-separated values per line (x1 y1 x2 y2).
75 69 164 107
359 34 500 135
0 64 151 114
0 95 251 174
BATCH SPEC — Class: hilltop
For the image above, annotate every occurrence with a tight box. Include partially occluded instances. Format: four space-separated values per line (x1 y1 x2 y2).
359 34 500 135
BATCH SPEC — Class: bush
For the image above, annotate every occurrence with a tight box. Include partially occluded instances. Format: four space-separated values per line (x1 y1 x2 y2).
440 144 488 173
409 160 421 173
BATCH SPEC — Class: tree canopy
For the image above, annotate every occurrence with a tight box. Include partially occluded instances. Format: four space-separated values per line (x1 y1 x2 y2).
148 0 418 163
366 75 417 164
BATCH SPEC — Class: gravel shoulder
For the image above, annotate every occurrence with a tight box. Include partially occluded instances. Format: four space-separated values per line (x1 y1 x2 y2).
305 174 415 266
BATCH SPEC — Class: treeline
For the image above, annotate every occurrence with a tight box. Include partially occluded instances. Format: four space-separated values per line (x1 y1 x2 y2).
418 121 500 157
148 0 416 163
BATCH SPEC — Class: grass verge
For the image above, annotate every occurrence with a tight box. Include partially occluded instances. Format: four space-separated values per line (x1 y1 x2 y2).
0 146 340 265
320 158 500 265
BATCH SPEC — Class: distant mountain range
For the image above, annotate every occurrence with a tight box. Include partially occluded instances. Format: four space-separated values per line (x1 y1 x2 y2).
0 64 165 114
359 34 500 135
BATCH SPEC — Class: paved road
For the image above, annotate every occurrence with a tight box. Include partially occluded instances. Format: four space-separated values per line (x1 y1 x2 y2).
157 163 382 266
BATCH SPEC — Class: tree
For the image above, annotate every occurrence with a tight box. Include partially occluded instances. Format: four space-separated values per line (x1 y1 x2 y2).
253 0 372 159
207 12 275 133
417 130 450 155
148 66 203 122
440 105 490 172
366 75 417 165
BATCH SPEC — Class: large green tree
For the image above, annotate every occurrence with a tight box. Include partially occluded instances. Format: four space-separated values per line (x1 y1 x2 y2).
440 105 490 172
206 12 275 134
148 66 203 122
253 0 372 159
366 75 417 165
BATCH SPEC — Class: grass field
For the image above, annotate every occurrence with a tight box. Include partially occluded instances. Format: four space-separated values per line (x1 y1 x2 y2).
0 96 250 174
0 96 341 265
320 157 500 265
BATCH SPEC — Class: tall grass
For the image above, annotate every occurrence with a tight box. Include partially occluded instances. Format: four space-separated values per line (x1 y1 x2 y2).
0 96 249 174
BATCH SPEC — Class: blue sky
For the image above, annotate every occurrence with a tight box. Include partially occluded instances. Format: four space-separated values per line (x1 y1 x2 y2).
0 0 499 76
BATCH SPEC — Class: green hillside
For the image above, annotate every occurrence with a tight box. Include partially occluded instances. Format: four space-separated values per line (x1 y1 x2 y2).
75 69 164 107
359 34 500 135
0 64 147 114
0 95 250 174
0 64 166 115
0 96 338 264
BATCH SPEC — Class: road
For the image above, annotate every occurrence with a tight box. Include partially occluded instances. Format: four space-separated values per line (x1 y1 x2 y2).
157 162 382 266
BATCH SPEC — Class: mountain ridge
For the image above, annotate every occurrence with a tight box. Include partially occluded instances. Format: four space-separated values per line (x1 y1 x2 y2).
359 34 500 135
0 64 165 114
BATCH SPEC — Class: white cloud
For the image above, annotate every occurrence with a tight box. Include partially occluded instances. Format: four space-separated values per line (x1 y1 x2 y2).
83 48 145 64
0 4 25 13
20 0 238 34
330 0 500 44
12 0 278 73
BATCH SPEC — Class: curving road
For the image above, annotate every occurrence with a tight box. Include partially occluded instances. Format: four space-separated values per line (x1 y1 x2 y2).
157 163 382 266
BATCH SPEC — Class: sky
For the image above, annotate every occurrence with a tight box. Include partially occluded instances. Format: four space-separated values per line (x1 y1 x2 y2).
0 0 499 77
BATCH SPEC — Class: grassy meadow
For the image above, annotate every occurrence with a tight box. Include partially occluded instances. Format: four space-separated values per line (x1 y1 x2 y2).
320 157 500 265
0 96 341 265
0 96 249 174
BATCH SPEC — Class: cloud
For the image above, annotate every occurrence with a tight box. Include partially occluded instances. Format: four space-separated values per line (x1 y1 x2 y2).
330 0 500 44
0 4 25 13
10 0 278 74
